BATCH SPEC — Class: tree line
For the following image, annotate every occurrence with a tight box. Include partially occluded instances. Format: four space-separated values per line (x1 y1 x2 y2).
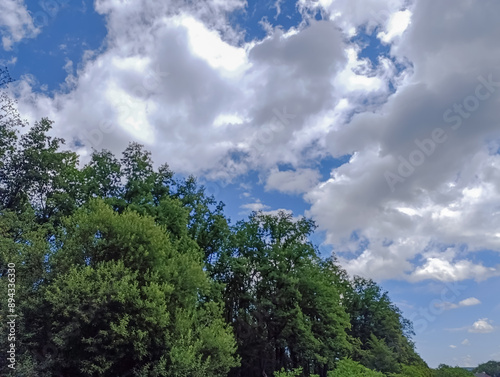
0 69 481 376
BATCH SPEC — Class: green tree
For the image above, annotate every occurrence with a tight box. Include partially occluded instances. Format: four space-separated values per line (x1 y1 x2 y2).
0 103 432 377
0 207 52 375
0 118 82 225
172 175 231 266
389 364 433 377
328 359 384 377
361 334 401 374
81 149 123 200
342 276 426 373
80 145 230 270
432 364 474 377
274 367 304 377
0 69 24 208
474 361 500 377
120 142 173 212
5 200 238 376
217 211 350 377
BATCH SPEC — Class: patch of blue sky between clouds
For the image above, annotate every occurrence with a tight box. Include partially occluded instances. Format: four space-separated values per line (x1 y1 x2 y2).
469 249 500 268
198 152 353 226
6 0 106 93
314 154 352 181
195 167 311 226
241 170 309 214
229 0 304 42
351 26 390 66
350 25 410 95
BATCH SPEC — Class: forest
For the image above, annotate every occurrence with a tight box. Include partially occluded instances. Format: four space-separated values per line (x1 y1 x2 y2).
0 69 494 376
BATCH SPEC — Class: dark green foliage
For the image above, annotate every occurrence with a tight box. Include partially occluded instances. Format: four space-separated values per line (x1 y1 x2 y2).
82 149 123 200
387 363 433 377
361 334 401 374
120 142 173 210
172 175 231 265
474 361 500 377
432 364 475 377
216 211 351 377
342 276 426 374
275 367 304 377
2 200 239 376
328 359 384 377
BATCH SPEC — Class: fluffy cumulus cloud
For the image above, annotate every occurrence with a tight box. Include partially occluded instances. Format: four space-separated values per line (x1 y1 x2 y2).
469 318 495 334
457 297 481 307
9 0 500 282
12 0 411 177
12 0 355 180
411 258 500 283
304 0 500 282
266 168 321 195
0 0 40 50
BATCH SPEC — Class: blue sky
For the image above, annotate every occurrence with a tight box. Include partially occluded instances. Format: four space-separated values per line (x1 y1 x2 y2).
1 0 500 368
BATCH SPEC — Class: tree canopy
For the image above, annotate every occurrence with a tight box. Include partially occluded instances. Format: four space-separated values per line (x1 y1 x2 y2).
0 73 462 376
474 361 500 377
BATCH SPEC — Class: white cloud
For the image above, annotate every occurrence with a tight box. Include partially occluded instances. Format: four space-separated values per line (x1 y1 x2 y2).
469 318 495 334
303 0 500 282
298 0 408 36
273 0 284 19
459 297 481 307
461 339 470 345
377 9 412 43
265 168 321 195
0 56 17 66
449 345 457 349
176 16 248 73
240 200 270 213
446 319 497 334
0 0 40 50
434 297 481 310
13 1 352 181
411 259 500 283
